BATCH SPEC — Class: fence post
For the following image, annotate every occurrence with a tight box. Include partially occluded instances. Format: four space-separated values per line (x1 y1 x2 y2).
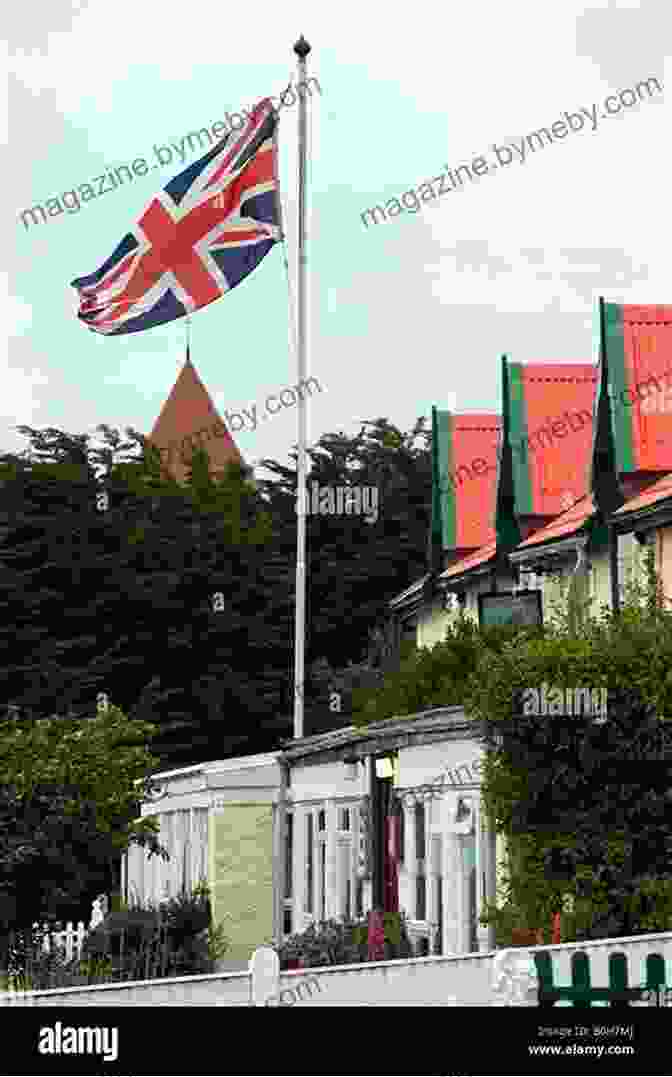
491 948 539 1005
249 946 280 1006
90 894 108 930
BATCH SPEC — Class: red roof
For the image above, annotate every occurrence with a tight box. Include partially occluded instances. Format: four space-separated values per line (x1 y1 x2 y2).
148 357 241 483
614 471 672 517
510 362 596 519
440 538 498 580
445 414 501 551
609 304 672 473
516 493 595 550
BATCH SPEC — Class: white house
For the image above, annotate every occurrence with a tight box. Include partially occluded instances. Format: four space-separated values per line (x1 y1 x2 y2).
280 706 501 956
124 708 504 962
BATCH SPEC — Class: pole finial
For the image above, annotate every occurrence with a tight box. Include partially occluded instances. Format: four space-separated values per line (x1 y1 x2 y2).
294 34 311 59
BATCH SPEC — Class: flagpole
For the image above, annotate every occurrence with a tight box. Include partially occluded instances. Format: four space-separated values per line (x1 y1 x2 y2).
293 34 311 739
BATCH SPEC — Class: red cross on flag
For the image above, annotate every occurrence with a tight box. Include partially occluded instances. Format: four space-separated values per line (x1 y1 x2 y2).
71 99 280 335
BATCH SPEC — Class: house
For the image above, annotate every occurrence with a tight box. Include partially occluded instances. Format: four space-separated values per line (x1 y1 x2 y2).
610 471 672 606
124 302 672 966
510 302 672 612
389 409 501 649
390 356 597 648
122 752 284 965
279 707 501 956
124 709 504 960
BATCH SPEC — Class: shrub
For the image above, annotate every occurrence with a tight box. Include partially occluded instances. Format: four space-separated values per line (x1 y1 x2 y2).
277 911 414 970
1 882 230 991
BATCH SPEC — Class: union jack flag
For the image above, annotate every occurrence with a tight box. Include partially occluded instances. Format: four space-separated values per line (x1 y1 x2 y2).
71 99 280 335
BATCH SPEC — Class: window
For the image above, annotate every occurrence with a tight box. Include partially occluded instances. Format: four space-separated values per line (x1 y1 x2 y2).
339 807 350 831
318 809 325 831
320 842 326 920
478 590 542 627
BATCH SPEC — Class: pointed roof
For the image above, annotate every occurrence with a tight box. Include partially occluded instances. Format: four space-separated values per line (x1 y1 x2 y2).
513 493 595 553
513 304 672 560
436 412 501 556
508 362 597 521
440 361 596 586
613 470 672 518
604 303 672 475
147 353 242 483
440 538 498 582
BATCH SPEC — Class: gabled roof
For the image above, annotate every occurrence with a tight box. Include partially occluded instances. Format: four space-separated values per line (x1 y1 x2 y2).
605 304 672 475
512 493 595 555
388 573 430 612
389 410 500 612
440 538 498 583
279 705 470 764
613 471 672 518
147 354 242 483
437 413 501 553
508 362 596 520
441 362 596 586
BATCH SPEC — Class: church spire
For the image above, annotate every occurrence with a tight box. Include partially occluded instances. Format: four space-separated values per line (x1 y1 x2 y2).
147 342 242 484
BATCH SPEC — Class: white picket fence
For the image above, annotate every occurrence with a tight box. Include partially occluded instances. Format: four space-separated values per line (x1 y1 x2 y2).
28 895 108 964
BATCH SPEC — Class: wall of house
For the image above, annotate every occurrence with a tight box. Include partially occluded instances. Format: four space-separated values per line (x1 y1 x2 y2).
617 531 648 600
210 803 275 962
416 598 449 648
124 753 282 961
588 547 611 614
655 524 672 605
415 573 523 650
288 727 501 955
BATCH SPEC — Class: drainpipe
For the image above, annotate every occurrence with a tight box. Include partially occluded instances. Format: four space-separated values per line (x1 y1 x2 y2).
370 753 382 911
274 757 290 949
609 523 620 614
573 541 588 577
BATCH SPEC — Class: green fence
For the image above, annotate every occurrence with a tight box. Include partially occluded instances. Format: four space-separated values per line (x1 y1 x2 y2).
535 949 669 1007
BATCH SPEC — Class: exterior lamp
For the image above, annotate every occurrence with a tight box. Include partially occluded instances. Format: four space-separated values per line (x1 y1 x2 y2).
375 757 395 779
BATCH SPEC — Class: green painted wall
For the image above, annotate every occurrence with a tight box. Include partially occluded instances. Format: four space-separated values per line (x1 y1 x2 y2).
209 803 275 963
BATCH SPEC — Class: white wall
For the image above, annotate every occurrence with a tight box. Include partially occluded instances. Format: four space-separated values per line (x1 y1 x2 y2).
6 929 672 1007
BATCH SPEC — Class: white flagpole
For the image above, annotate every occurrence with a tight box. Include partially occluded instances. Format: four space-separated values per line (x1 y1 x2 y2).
293 34 311 739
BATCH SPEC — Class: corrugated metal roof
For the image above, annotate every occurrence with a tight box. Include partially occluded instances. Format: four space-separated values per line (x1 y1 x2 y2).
444 414 501 551
606 304 672 475
613 471 672 516
515 493 595 549
147 355 242 482
509 362 596 519
388 573 430 609
439 538 498 580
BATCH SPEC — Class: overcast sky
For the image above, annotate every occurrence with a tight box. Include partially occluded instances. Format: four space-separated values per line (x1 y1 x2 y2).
4 0 669 482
